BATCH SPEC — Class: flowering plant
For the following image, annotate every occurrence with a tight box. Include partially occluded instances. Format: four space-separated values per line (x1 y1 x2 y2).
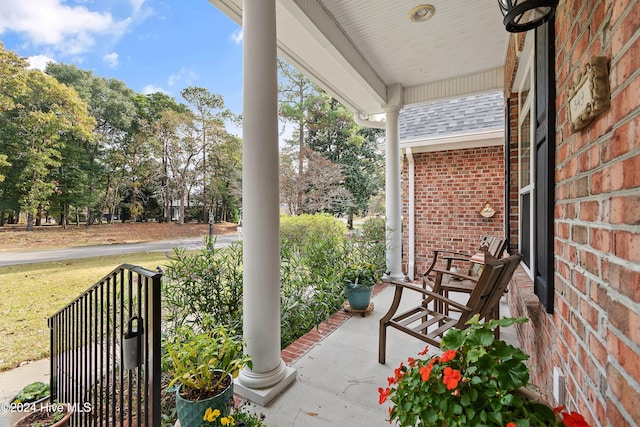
379 315 591 427
201 403 267 426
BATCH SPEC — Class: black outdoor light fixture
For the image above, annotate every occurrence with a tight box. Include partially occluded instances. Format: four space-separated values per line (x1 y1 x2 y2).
498 0 557 32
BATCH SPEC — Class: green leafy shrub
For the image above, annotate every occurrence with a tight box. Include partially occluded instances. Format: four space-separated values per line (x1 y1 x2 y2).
280 213 346 251
163 240 244 332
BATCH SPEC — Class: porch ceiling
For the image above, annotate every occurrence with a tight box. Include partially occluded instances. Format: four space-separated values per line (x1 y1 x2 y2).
208 0 510 115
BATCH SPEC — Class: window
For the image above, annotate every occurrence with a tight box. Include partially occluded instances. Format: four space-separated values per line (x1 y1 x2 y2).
512 21 555 313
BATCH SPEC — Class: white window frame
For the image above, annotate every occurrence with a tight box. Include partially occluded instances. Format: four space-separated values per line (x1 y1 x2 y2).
516 36 536 279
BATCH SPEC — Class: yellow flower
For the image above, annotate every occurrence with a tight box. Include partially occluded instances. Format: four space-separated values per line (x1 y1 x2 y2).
203 407 221 422
220 415 235 426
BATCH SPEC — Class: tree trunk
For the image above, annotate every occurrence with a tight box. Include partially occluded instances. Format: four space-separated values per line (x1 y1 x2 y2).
61 203 68 229
35 204 42 226
26 213 34 231
178 193 185 224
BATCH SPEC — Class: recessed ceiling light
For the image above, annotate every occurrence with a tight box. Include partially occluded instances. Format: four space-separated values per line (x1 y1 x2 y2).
409 4 436 22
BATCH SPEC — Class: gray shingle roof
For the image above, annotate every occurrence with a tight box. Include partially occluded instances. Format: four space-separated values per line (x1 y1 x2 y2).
399 91 504 141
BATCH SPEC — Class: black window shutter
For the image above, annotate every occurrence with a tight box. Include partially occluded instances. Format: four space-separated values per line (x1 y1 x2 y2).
534 19 556 314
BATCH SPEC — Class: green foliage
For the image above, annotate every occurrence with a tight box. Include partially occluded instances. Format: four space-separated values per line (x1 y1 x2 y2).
12 382 50 404
280 213 346 249
163 240 244 332
380 316 563 427
163 213 387 350
306 93 384 216
339 262 382 288
163 318 251 395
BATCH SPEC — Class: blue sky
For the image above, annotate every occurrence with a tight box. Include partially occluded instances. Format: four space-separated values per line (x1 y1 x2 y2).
0 0 244 116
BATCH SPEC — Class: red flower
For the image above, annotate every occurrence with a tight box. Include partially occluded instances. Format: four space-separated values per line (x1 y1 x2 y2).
378 387 391 404
419 358 436 381
394 362 404 381
505 423 516 427
439 349 456 363
387 376 395 386
418 345 429 355
561 411 591 427
553 405 566 415
407 357 417 367
442 366 462 390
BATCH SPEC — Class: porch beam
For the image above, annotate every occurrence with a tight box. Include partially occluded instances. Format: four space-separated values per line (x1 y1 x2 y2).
235 0 296 406
279 0 387 103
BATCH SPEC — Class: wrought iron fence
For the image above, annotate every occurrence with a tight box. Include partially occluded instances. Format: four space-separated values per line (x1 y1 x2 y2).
48 264 162 427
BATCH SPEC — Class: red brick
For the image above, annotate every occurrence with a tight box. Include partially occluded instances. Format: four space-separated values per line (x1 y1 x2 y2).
602 261 640 302
612 36 640 91
608 332 640 385
610 155 640 190
590 227 612 253
607 363 640 424
610 195 640 225
614 230 640 263
579 200 599 221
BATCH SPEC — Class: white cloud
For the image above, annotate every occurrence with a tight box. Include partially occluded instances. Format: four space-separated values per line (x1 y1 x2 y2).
167 67 199 87
230 28 243 44
0 0 132 55
27 54 56 70
103 52 119 67
142 84 169 95
130 0 145 14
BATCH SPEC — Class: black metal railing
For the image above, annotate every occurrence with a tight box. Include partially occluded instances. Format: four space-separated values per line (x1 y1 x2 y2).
48 264 162 427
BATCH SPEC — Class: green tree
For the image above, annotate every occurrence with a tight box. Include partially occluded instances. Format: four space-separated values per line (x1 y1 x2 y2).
7 69 94 230
306 94 384 227
152 109 202 224
49 137 92 227
134 92 189 223
180 86 235 222
209 133 242 223
0 43 29 223
46 63 137 224
277 58 323 214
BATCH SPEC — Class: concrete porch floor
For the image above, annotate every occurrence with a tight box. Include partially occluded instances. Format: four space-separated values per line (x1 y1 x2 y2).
251 282 520 427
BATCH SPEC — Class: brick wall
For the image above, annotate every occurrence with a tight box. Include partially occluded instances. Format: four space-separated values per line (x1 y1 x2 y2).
402 146 505 277
505 1 640 426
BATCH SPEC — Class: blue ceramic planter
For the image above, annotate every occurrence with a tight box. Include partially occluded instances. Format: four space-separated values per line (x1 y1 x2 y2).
345 283 374 310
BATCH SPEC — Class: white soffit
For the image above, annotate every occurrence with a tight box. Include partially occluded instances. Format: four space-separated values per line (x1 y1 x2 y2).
208 0 509 115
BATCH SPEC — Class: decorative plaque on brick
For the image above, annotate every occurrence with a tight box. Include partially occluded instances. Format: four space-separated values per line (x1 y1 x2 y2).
568 56 611 133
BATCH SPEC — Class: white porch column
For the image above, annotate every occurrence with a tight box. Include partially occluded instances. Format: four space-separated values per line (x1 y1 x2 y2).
384 100 404 280
236 0 295 405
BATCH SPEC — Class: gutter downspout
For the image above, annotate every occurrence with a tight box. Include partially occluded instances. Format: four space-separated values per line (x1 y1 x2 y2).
406 147 415 280
354 112 386 129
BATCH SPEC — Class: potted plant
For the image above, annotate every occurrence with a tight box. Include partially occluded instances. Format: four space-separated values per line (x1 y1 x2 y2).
164 316 252 427
379 315 591 427
12 382 51 405
12 402 73 427
340 262 383 312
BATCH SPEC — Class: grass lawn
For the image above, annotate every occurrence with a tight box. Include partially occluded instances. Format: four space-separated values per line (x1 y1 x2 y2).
0 252 176 372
